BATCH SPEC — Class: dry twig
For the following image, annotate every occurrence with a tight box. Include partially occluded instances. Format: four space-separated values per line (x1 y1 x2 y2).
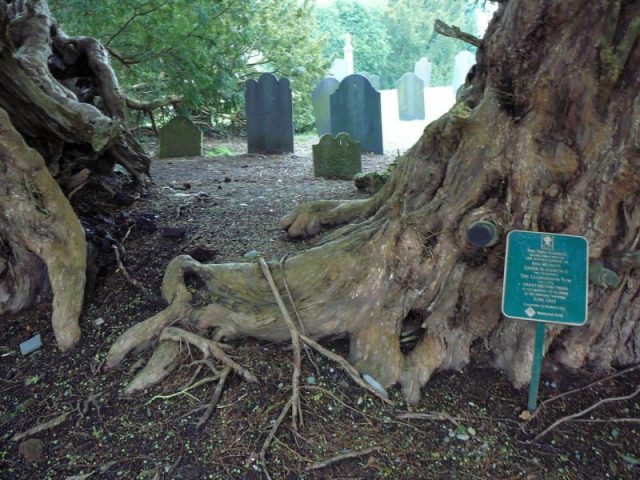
299 334 393 405
260 397 293 480
12 412 71 441
397 412 461 426
160 327 258 383
112 245 161 304
306 446 381 471
258 257 303 430
533 384 640 442
530 363 640 420
280 255 320 376
196 366 232 430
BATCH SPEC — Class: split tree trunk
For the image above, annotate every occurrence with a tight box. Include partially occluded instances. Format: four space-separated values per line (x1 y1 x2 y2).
108 0 640 401
0 0 150 349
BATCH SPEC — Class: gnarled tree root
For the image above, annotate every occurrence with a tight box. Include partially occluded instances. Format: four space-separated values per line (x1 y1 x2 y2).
0 107 86 351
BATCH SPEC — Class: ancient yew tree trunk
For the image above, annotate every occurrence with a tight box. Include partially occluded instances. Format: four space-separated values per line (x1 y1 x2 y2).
109 0 640 402
0 0 150 350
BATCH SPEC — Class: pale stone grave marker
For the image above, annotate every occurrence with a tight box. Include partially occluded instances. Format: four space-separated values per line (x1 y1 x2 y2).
414 57 432 87
312 77 340 136
396 72 425 121
312 132 362 180
452 50 476 91
158 116 203 158
245 73 294 154
330 74 383 154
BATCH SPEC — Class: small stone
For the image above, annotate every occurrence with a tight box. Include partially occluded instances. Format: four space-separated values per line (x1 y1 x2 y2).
468 427 476 436
160 227 187 239
362 374 388 400
94 317 105 326
243 250 261 259
456 433 470 441
19 438 43 463
305 375 316 385
19 334 42 356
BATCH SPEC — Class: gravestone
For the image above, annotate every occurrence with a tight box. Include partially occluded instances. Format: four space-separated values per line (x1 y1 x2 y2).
245 73 294 154
312 133 362 179
396 72 425 121
413 57 432 87
329 58 349 81
358 71 380 91
330 74 383 154
452 50 476 91
158 116 203 158
311 77 340 136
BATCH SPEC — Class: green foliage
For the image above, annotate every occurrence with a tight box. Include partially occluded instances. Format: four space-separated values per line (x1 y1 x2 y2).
316 1 390 78
50 0 327 131
205 146 233 157
316 0 480 88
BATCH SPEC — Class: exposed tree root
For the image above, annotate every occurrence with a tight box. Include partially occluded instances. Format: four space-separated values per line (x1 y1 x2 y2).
196 366 231 430
258 257 303 430
125 341 180 394
260 397 293 480
0 107 86 351
159 327 258 384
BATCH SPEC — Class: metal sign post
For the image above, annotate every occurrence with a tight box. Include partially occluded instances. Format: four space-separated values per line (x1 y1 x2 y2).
502 231 589 412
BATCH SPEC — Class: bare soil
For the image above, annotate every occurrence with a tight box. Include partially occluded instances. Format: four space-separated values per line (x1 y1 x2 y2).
1 135 639 479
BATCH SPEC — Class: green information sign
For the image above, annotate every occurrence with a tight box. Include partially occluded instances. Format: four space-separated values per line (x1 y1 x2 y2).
502 231 589 326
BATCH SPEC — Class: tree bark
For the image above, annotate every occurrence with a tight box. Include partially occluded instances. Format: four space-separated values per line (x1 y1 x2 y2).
108 0 640 401
0 0 151 350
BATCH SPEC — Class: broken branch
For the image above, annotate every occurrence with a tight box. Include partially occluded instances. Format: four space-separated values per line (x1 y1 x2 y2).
435 19 481 47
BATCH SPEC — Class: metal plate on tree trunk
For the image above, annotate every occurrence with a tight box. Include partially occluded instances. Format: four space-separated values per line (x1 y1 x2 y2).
502 231 588 325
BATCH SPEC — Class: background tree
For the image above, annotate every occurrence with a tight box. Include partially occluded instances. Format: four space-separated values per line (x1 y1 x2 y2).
316 0 479 88
382 0 477 86
50 0 328 130
107 0 640 406
316 0 391 81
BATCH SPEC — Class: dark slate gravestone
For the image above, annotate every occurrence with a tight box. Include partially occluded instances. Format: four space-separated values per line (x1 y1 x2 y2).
158 116 203 158
413 57 432 87
245 73 294 154
312 132 362 180
312 77 340 136
358 71 380 91
330 74 383 154
396 72 425 121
